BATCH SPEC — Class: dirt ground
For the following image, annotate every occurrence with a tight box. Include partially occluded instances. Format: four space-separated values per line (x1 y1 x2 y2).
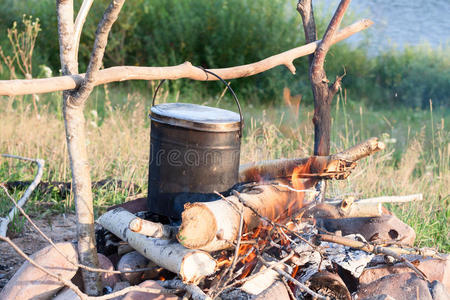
0 213 78 290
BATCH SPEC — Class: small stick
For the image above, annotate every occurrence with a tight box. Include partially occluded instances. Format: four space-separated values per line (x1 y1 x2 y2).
281 277 296 300
158 279 211 300
258 256 327 300
129 217 178 240
318 234 444 280
318 234 442 258
0 235 186 300
0 154 44 237
325 194 423 205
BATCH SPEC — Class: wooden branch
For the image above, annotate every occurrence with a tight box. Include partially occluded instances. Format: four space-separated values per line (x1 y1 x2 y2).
297 0 317 66
326 194 423 205
98 208 217 284
258 255 327 300
239 137 385 182
318 234 438 281
0 19 373 96
73 0 94 58
0 185 154 275
304 200 382 219
74 0 126 104
128 216 178 240
0 155 44 237
310 0 351 83
318 234 444 259
332 137 386 161
158 279 211 300
0 235 87 300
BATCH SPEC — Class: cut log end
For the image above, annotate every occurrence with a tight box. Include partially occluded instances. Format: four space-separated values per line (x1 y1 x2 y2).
180 251 217 284
177 203 218 249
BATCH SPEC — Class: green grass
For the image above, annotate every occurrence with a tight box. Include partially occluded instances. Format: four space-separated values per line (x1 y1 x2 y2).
0 87 448 250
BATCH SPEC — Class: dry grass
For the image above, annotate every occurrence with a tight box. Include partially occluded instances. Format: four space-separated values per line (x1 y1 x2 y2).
0 91 448 250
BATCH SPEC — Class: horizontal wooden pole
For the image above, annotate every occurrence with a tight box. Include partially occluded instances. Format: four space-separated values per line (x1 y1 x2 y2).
0 19 373 96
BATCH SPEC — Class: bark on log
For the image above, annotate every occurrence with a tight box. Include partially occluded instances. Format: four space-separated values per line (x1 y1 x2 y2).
97 208 216 284
0 20 373 96
177 183 317 252
177 181 389 252
129 216 178 240
239 137 385 183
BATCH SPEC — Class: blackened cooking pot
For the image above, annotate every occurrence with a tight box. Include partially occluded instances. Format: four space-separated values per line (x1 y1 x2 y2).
148 71 243 219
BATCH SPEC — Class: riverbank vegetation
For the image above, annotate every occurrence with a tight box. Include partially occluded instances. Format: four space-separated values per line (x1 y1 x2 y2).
0 0 448 108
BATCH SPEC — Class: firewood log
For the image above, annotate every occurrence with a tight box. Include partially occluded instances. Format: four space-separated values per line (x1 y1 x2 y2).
239 137 385 182
177 183 397 252
177 183 316 252
97 208 216 284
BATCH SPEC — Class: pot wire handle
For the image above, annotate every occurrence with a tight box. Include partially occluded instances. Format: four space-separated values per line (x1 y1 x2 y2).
196 67 244 137
151 68 244 137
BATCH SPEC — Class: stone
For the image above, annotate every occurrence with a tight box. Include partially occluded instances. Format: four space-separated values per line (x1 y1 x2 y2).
360 255 450 292
110 281 131 300
118 251 149 285
122 280 180 300
107 197 147 214
53 287 81 300
355 272 432 300
323 214 416 246
429 280 450 300
0 242 78 300
98 253 120 288
360 295 396 300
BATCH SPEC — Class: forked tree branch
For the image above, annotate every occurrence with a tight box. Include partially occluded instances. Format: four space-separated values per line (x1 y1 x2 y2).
297 0 317 65
73 0 94 59
74 0 126 105
310 0 351 84
0 19 372 97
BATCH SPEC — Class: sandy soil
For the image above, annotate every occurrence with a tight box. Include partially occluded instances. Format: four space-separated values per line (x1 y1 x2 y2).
0 213 78 290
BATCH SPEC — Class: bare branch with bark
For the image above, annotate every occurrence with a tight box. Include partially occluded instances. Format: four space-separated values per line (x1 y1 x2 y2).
298 0 352 156
0 154 44 237
0 19 373 96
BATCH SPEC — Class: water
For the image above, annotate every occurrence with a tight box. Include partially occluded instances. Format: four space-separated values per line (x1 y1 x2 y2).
319 0 450 52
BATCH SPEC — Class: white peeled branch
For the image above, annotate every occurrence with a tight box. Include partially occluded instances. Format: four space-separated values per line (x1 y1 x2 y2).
97 208 217 284
128 217 178 240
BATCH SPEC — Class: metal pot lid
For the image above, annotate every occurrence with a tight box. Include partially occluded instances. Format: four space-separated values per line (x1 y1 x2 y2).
150 103 241 132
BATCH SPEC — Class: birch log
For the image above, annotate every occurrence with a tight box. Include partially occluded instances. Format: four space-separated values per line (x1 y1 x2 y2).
97 208 216 284
129 217 178 240
239 137 385 183
177 183 389 252
177 184 317 252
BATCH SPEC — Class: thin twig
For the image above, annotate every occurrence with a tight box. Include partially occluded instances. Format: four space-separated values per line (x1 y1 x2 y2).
0 235 86 299
0 185 155 275
281 277 296 300
158 279 211 300
0 154 44 237
319 234 444 280
0 235 185 300
258 255 327 300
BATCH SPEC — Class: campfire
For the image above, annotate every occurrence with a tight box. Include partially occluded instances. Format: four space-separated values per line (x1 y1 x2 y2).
90 137 446 300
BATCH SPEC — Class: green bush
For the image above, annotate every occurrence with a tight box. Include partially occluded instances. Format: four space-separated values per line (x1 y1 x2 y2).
0 0 448 108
